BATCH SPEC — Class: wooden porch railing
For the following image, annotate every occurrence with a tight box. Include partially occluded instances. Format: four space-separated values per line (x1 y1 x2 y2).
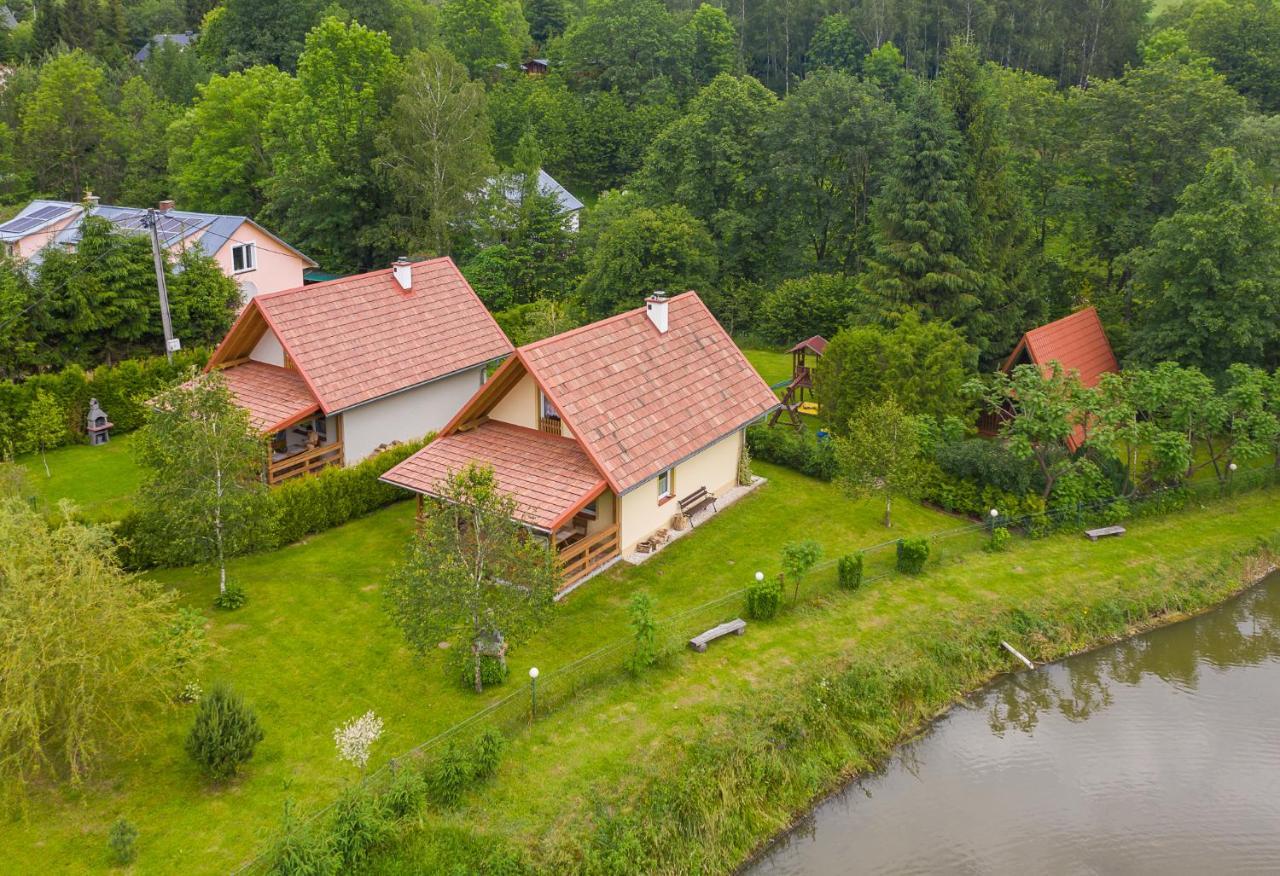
268 442 343 485
557 523 619 589
539 415 563 436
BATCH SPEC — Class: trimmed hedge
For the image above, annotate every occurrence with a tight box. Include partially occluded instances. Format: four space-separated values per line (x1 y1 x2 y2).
895 537 929 574
119 436 431 569
837 553 863 589
745 425 837 481
0 349 209 456
917 460 1045 522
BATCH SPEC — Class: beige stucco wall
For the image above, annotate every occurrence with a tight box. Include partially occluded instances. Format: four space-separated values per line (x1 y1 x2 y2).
341 366 486 463
249 329 285 366
195 220 308 300
585 489 615 536
488 372 575 439
618 430 742 554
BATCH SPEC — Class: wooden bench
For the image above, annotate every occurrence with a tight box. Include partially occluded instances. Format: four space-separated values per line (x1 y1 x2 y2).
1084 525 1126 541
678 487 717 526
688 618 746 652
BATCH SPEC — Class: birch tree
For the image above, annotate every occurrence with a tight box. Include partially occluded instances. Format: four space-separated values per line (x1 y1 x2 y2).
376 46 494 256
384 463 557 693
134 372 275 595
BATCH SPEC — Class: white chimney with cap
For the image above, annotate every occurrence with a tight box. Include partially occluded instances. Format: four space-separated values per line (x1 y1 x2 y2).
645 291 669 333
393 256 412 291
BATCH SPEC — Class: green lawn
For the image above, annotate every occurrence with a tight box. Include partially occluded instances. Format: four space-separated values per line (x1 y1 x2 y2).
16 432 142 521
741 348 793 389
2 464 960 873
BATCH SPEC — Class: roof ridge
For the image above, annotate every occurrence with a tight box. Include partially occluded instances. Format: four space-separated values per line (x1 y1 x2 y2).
520 290 698 354
252 255 458 302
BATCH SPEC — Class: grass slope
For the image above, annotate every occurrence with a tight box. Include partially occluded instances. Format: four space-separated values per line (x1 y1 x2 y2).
16 432 141 521
379 486 1280 872
2 464 958 873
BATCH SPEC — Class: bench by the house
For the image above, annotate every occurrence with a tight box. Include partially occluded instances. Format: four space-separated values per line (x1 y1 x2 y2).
678 486 717 525
688 618 746 652
1084 525 1126 541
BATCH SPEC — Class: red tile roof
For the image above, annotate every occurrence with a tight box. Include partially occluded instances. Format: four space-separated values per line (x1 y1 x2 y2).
1005 307 1117 388
518 292 779 493
381 421 606 531
788 335 828 355
209 362 320 433
219 258 513 413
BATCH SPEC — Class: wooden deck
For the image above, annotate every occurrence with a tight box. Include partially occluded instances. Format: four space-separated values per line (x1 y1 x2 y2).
557 523 619 589
268 442 343 485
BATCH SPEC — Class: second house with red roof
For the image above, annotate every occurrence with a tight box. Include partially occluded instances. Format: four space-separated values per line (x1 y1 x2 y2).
203 257 514 484
381 292 780 590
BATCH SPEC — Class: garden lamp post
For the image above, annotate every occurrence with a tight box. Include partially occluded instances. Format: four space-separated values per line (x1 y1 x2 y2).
529 666 539 720
989 507 999 533
1228 462 1237 495
755 571 764 582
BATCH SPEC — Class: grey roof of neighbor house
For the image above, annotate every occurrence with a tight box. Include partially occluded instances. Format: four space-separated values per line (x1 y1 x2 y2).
134 31 196 63
0 199 316 267
497 169 584 214
0 6 17 29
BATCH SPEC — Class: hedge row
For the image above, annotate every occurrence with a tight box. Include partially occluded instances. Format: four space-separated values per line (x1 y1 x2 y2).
0 349 210 456
119 436 431 569
745 424 837 481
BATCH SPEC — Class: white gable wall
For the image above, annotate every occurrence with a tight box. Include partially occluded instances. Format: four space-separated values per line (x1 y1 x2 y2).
617 430 742 554
341 366 486 463
249 330 285 366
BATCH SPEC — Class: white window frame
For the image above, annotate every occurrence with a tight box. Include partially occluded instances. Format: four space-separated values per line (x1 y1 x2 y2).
657 468 673 501
231 241 256 273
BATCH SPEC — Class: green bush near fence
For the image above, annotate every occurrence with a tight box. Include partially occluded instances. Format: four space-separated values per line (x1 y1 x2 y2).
0 349 209 456
837 553 864 589
745 425 837 481
895 537 930 574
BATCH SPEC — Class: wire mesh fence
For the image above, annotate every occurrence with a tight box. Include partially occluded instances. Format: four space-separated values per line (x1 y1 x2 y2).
232 464 1279 873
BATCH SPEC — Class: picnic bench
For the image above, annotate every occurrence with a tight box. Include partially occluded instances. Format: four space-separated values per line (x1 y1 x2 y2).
678 486 717 526
688 618 747 652
1084 525 1126 541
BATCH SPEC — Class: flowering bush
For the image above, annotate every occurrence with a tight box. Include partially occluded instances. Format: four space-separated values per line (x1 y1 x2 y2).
334 710 384 772
177 681 203 704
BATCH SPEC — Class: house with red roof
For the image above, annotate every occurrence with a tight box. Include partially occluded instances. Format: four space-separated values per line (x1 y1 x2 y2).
381 292 780 589
203 257 513 484
985 306 1119 449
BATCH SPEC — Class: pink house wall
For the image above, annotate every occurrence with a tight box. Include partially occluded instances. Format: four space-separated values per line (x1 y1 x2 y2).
11 212 82 259
191 221 309 301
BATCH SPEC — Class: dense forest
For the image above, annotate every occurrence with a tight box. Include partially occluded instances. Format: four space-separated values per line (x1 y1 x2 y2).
0 0 1277 379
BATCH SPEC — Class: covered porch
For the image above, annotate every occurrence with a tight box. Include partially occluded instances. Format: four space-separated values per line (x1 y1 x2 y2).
382 420 620 590
216 361 343 485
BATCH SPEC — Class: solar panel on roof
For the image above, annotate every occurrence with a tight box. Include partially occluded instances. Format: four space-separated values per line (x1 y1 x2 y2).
0 216 44 234
28 205 71 221
156 215 189 235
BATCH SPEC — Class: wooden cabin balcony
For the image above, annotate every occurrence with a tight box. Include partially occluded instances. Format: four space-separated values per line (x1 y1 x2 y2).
556 523 619 589
268 440 344 485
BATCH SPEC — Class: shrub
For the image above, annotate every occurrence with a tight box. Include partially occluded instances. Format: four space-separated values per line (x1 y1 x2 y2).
185 684 264 781
334 710 384 773
984 526 1011 553
107 816 138 866
426 741 472 809
837 553 863 589
447 647 509 690
264 799 337 876
746 425 837 480
746 574 784 620
781 540 822 602
213 583 247 610
471 727 505 781
895 537 929 574
383 761 427 820
935 438 1041 495
1099 498 1131 526
328 783 391 869
624 591 660 676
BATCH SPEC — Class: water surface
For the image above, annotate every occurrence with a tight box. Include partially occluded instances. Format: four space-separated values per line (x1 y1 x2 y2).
748 571 1280 875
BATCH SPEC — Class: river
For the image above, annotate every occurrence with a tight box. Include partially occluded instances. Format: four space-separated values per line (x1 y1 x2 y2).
747 571 1280 875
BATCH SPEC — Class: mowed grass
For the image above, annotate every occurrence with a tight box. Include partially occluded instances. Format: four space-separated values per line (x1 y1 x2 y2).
16 432 142 521
411 485 1280 860
741 348 792 389
2 463 959 874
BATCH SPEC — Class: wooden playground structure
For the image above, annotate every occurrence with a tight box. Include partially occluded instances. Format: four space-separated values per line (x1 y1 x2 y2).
768 335 827 430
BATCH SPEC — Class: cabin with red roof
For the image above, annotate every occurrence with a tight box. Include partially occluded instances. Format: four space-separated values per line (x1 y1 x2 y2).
203 257 513 484
983 307 1119 449
381 292 780 590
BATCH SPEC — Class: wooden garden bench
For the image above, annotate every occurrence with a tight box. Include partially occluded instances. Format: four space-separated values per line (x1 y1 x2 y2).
688 618 746 652
678 486 717 525
1084 525 1126 541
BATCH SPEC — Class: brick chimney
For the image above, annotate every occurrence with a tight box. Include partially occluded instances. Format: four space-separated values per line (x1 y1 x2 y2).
392 256 412 291
82 189 99 208
645 291 668 333
157 199 175 212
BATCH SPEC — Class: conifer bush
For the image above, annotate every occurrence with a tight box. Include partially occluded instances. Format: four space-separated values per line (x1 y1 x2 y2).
185 684 264 780
746 574 784 620
895 537 930 574
837 553 864 589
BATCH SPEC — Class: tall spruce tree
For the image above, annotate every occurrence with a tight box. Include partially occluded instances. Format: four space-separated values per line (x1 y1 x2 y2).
938 43 1045 366
860 87 982 335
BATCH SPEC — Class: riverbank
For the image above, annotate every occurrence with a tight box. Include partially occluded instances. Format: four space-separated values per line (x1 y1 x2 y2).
366 488 1280 875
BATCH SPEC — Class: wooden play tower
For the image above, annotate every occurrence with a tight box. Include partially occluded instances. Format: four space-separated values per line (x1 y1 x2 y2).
768 335 827 430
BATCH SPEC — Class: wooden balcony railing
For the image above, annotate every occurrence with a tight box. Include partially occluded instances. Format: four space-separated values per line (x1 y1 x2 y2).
539 415 563 436
557 523 619 589
268 442 343 485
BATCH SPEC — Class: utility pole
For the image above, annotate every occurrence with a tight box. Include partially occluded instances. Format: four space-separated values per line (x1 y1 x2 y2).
146 208 178 363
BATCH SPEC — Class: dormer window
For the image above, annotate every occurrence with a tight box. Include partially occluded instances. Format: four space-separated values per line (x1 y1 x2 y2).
538 389 562 436
232 242 256 273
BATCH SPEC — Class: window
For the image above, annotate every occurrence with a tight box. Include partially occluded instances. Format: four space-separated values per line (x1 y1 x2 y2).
539 389 559 420
231 242 256 273
657 468 674 501
581 500 598 519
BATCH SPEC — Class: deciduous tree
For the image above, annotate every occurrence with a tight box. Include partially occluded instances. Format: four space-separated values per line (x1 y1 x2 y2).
834 396 927 527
